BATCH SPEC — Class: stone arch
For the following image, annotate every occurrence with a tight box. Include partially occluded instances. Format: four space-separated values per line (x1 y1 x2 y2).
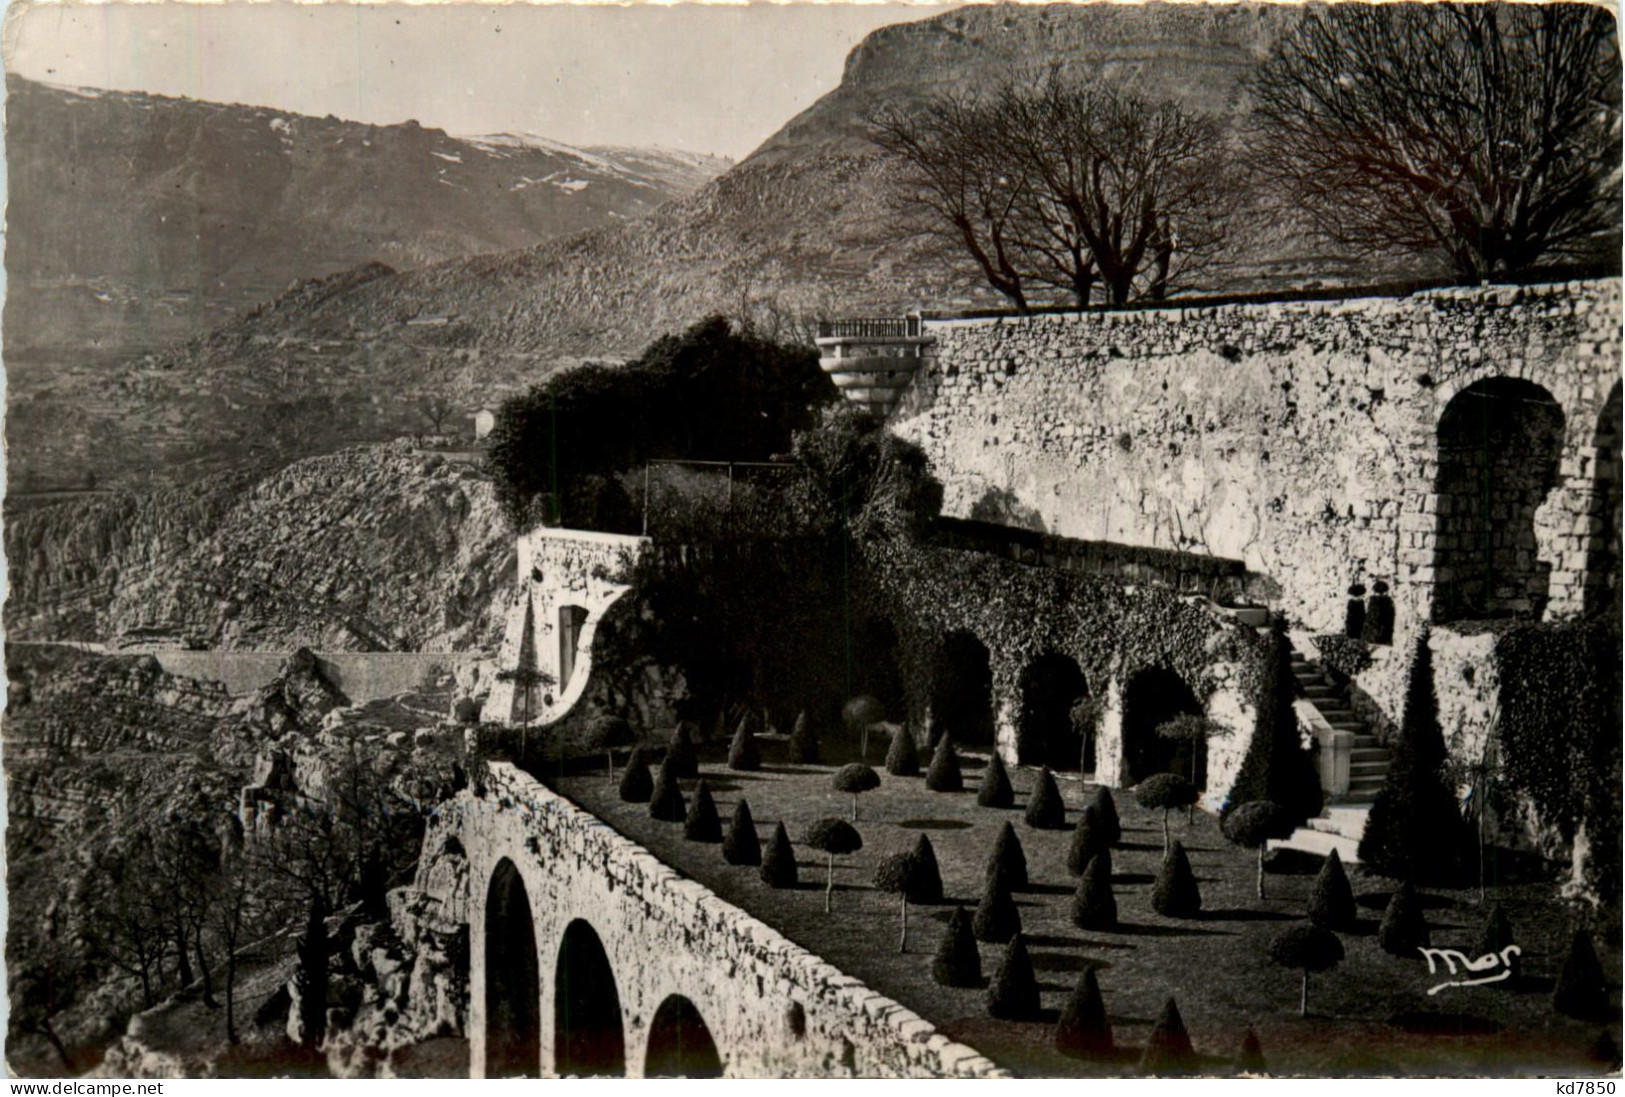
928 631 995 749
1016 652 1089 771
554 919 626 1077
644 994 724 1079
484 858 541 1078
1120 666 1203 786
1432 377 1566 622
1585 380 1623 616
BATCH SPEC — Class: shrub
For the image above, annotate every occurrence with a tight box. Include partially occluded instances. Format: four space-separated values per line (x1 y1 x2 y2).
832 763 881 821
1055 967 1113 1058
987 933 1041 1021
1312 633 1374 681
1377 883 1430 956
807 818 863 913
909 834 945 905
1553 929 1609 1020
843 695 886 759
1139 997 1197 1076
588 715 635 781
1156 714 1227 806
649 759 687 822
932 907 982 988
728 716 762 772
987 821 1029 891
1089 786 1122 847
925 740 964 792
1475 903 1519 982
1269 924 1345 1017
1068 804 1109 876
683 780 722 842
666 723 700 780
1358 628 1466 883
1345 582 1367 640
973 863 1022 943
1024 766 1067 830
789 710 819 764
759 822 798 888
1362 580 1395 645
978 752 1015 809
1307 848 1357 931
875 851 938 952
1221 800 1295 899
1152 841 1202 918
1136 773 1198 852
1235 1028 1266 1075
885 724 922 777
722 800 761 866
618 747 654 803
1071 854 1117 931
1223 621 1322 827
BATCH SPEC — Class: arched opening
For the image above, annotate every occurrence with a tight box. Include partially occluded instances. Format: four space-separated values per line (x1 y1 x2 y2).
848 617 905 723
558 604 590 694
1121 667 1203 786
484 859 540 1078
928 631 995 748
644 995 723 1078
1016 652 1088 771
1585 381 1622 617
1433 378 1566 622
554 919 626 1077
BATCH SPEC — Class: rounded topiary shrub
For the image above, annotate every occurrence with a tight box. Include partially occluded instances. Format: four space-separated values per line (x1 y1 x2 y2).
1307 848 1357 931
722 799 761 866
987 933 1041 1021
1024 766 1067 830
926 740 964 792
618 747 654 804
1270 924 1345 1017
1152 840 1202 918
1136 772 1198 852
932 906 981 988
684 780 722 842
1071 854 1117 931
759 822 798 889
978 752 1016 809
1055 967 1113 1058
832 763 881 821
885 724 922 777
1377 883 1430 956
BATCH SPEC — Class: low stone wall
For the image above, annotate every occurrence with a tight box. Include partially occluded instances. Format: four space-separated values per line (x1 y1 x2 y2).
149 650 487 702
437 763 1006 1078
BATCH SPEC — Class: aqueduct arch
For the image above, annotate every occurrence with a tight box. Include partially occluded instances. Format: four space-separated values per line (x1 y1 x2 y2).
645 994 724 1078
928 631 995 749
1015 652 1089 771
484 858 541 1078
554 919 627 1077
1119 666 1205 787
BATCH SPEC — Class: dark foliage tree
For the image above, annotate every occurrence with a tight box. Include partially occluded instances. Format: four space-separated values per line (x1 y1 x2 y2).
290 895 329 1049
1136 773 1198 853
666 723 700 780
885 724 922 777
1307 848 1357 932
1475 902 1520 983
808 818 863 913
1221 800 1295 899
1345 583 1368 640
1235 1028 1267 1075
926 739 964 792
789 710 820 764
587 715 635 783
1359 628 1466 882
1089 786 1123 847
987 821 1030 892
649 760 688 823
1252 3 1621 282
684 781 723 843
832 763 881 821
1270 924 1345 1018
1553 928 1610 1020
1055 967 1114 1058
1153 841 1202 918
1223 620 1323 827
1024 766 1067 830
1072 854 1118 932
909 834 945 906
1377 883 1431 957
933 907 983 988
728 716 762 772
760 822 799 889
722 800 762 867
1068 804 1110 876
978 752 1016 809
987 933 1042 1021
618 747 654 803
973 862 1022 944
1140 997 1198 1076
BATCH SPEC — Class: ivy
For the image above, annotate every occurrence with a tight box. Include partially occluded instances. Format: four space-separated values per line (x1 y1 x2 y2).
1310 634 1374 681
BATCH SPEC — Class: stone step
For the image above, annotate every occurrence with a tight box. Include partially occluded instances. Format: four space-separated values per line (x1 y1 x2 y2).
1350 747 1391 763
1350 760 1390 777
1269 828 1361 862
1230 606 1272 627
1337 788 1379 804
1302 683 1340 699
1349 779 1386 794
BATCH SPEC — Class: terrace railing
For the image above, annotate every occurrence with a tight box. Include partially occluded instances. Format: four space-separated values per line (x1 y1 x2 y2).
816 317 923 340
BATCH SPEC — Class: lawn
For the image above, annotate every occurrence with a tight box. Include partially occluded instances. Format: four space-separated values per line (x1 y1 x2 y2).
548 728 1621 1078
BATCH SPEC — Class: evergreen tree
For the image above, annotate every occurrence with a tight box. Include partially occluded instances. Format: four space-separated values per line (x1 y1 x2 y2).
1234 1028 1267 1075
1068 804 1109 876
1222 620 1322 827
886 724 922 777
684 780 723 842
618 746 654 803
649 759 688 822
1071 854 1117 931
987 933 1041 1020
1024 766 1067 829
1055 967 1113 1057
789 710 820 764
1089 786 1122 847
728 716 762 772
722 799 762 866
926 739 964 792
987 821 1029 891
1553 929 1610 1020
1307 848 1357 931
1140 997 1197 1076
759 822 799 888
978 752 1016 808
1358 628 1465 882
973 862 1022 943
1377 883 1430 956
932 907 982 988
1152 841 1202 918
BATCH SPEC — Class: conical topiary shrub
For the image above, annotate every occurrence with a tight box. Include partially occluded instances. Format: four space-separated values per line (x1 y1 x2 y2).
1025 766 1067 830
1090 786 1122 847
728 715 762 772
1345 582 1368 640
909 833 944 905
987 933 1041 1021
1553 929 1610 1020
978 752 1016 808
1071 854 1117 931
683 780 722 842
1068 804 1108 876
1475 902 1519 983
886 724 922 777
1221 620 1323 828
667 723 700 780
987 822 1029 891
649 759 687 822
618 747 654 803
973 861 1022 944
722 799 761 866
1140 997 1197 1076
1055 967 1113 1058
1377 883 1430 956
932 907 982 988
759 822 798 889
1235 1028 1266 1075
1307 848 1357 931
789 710 819 764
926 739 964 792
1152 840 1202 918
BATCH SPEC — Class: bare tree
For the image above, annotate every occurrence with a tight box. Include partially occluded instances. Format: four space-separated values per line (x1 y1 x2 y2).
1251 3 1621 281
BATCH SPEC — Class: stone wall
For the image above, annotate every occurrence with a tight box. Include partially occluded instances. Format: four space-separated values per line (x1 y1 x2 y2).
895 280 1622 642
427 762 1006 1078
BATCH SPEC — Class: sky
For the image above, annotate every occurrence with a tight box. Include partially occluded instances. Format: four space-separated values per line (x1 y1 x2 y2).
4 1 956 159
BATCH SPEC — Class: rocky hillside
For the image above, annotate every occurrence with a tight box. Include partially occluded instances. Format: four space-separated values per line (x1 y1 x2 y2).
4 441 514 651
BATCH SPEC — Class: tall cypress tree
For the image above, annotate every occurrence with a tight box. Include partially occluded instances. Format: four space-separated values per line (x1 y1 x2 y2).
1223 620 1322 826
1358 628 1465 882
